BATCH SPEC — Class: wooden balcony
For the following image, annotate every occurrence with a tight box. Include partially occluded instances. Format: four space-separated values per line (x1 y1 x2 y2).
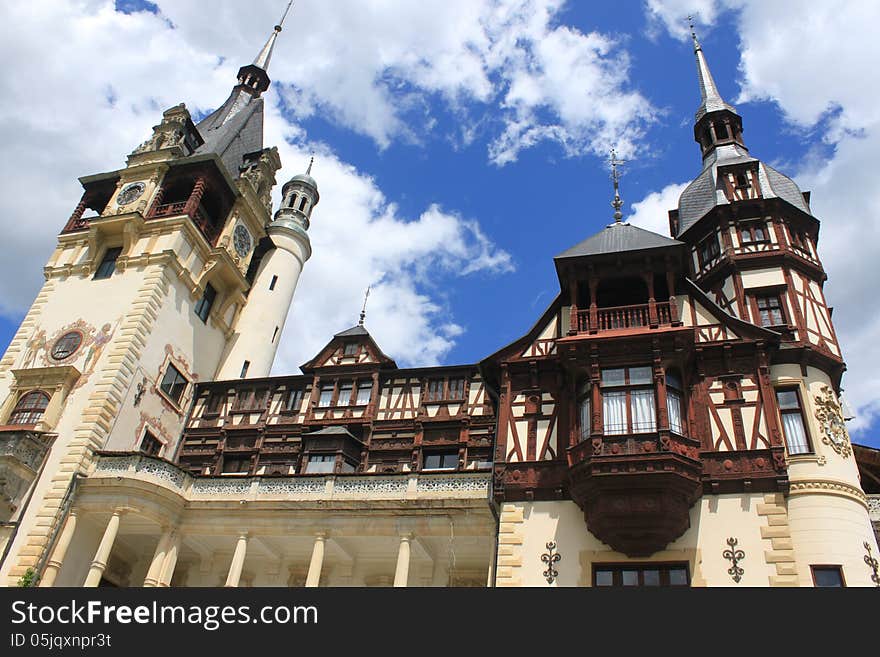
574 300 675 334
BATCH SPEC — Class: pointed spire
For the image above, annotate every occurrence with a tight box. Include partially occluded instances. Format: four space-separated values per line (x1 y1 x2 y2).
306 156 314 175
610 148 624 224
253 1 293 71
358 286 371 326
687 15 737 121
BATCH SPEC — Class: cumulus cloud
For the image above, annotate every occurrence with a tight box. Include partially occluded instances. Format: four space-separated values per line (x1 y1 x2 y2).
627 182 689 237
644 0 880 434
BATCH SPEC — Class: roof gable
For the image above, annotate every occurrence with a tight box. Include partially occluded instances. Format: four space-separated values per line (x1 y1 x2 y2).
300 325 397 372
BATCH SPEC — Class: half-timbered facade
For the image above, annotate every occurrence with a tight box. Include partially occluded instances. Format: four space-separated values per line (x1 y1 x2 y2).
1 17 878 588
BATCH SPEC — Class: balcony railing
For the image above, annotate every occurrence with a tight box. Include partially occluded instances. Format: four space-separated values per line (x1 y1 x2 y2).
576 301 673 333
149 202 220 245
0 429 53 473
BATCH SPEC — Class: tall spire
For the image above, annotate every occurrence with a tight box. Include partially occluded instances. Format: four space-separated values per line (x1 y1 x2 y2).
688 15 737 121
610 148 624 224
253 1 293 71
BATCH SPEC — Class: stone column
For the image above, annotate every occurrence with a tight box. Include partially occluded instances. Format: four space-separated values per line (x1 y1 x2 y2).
158 530 182 587
40 509 78 587
143 527 173 587
224 533 249 587
393 533 413 588
305 532 327 588
83 508 124 587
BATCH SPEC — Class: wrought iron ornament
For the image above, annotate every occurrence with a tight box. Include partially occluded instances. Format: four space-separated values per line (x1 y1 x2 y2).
723 537 745 583
865 541 880 587
541 541 561 584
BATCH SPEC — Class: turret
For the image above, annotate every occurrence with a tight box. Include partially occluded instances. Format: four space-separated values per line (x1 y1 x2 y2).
215 160 318 379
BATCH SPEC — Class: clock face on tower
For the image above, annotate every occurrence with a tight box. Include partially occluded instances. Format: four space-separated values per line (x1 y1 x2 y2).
233 224 252 257
117 182 146 206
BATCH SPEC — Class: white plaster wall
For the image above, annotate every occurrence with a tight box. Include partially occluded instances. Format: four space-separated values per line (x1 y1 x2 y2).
505 494 775 587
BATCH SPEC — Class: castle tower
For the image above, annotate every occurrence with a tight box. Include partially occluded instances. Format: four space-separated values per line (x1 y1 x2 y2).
216 160 318 379
671 26 876 585
0 12 294 584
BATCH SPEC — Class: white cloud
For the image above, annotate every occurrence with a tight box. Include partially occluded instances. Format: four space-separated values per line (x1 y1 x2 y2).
154 0 655 162
627 182 689 237
645 0 880 434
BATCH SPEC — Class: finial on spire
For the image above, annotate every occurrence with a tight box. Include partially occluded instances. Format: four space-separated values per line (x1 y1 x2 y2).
277 0 293 31
358 286 371 326
306 156 314 175
610 148 625 223
687 15 701 52
253 1 294 71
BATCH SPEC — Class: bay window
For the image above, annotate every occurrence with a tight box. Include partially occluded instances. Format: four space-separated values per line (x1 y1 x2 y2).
601 366 656 435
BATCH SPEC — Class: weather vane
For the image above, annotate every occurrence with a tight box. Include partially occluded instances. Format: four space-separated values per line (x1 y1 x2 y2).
277 1 293 32
610 147 625 223
358 286 371 326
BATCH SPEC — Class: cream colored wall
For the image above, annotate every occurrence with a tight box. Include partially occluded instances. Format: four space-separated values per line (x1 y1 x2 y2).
496 495 779 587
740 267 784 289
769 364 879 584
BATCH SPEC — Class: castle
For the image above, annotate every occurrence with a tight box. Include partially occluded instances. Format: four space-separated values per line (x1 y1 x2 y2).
0 12 878 588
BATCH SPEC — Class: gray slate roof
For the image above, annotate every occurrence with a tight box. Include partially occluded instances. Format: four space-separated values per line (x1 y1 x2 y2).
555 222 683 259
195 89 264 180
334 325 370 338
677 144 812 237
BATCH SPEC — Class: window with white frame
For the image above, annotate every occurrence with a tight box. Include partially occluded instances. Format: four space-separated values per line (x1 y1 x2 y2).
305 454 336 474
776 387 811 455
666 372 686 435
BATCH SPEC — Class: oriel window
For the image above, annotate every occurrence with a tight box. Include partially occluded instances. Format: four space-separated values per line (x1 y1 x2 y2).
698 234 721 267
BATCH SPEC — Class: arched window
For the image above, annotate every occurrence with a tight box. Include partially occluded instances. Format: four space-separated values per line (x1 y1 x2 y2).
288 193 298 209
9 390 50 426
298 196 308 212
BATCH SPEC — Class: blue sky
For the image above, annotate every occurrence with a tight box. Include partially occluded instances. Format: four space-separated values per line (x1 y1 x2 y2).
0 1 877 447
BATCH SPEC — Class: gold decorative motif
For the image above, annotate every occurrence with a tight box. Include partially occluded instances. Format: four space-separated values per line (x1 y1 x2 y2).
813 385 851 458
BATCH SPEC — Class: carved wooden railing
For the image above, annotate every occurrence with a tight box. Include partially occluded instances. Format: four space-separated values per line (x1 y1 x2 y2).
576 301 672 333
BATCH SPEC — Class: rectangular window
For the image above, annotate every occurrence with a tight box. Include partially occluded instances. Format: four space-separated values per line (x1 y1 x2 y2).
755 294 785 326
240 360 250 378
425 379 444 402
343 343 358 356
579 394 591 441
232 387 268 411
740 221 767 244
593 564 690 587
318 384 334 407
285 388 303 412
93 247 122 280
337 381 353 406
139 430 162 456
222 457 250 474
305 454 336 474
666 373 685 435
205 392 224 415
423 449 459 471
776 387 811 455
811 565 845 587
159 363 188 405
269 275 278 291
601 366 656 435
698 234 721 267
356 382 372 406
194 283 216 323
448 378 466 400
